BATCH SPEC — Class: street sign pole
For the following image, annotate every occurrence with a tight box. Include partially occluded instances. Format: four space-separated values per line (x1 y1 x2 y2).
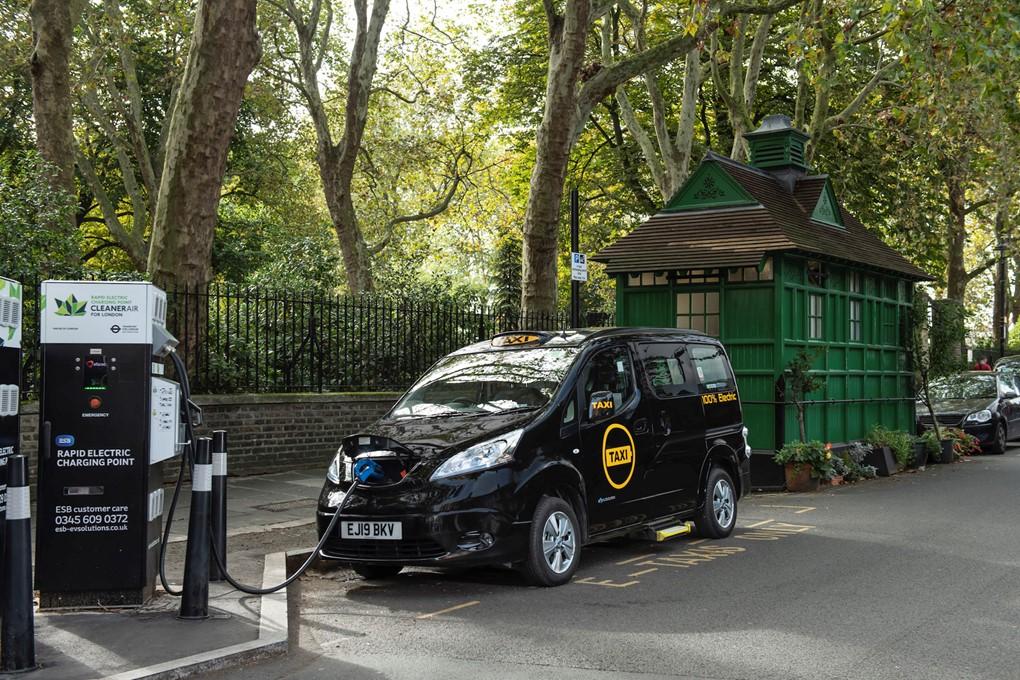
570 188 580 329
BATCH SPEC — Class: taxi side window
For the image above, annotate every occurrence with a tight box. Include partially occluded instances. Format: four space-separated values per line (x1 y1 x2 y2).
582 346 635 421
636 343 695 398
689 344 734 392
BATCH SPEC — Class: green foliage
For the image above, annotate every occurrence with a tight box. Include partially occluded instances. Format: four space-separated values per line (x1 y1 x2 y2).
919 429 942 458
784 348 826 441
774 440 834 480
930 299 967 375
839 442 878 482
0 152 80 281
867 426 913 469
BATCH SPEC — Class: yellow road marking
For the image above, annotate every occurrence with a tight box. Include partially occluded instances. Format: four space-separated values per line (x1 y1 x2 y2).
629 567 658 577
760 504 816 514
575 576 640 588
416 600 480 619
615 553 655 566
688 539 707 545
745 518 774 528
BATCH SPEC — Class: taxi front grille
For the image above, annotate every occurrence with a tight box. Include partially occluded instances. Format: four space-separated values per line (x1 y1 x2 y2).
323 537 446 561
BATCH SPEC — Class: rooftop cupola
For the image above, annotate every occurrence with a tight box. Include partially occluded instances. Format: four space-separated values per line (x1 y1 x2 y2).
744 114 810 191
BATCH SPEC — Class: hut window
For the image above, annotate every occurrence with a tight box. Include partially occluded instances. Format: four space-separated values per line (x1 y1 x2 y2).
675 269 720 284
627 272 669 287
809 294 824 339
807 260 826 287
849 271 861 293
849 299 862 342
676 291 720 336
727 258 773 283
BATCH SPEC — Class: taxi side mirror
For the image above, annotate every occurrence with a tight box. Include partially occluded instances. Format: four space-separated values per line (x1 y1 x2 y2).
588 390 616 420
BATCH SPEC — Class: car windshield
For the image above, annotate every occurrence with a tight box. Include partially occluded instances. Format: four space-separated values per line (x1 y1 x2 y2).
928 374 997 400
390 347 579 418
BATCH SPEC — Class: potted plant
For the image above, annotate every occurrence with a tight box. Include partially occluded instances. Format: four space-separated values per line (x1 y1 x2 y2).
865 426 906 476
774 441 833 492
920 429 948 464
839 442 878 482
943 427 980 460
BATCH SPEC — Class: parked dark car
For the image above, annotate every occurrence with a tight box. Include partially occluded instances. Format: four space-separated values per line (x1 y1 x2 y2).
316 328 751 586
917 371 1020 454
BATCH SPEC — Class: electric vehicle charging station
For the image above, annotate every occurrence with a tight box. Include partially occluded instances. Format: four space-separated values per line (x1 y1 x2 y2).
0 276 23 561
35 281 183 607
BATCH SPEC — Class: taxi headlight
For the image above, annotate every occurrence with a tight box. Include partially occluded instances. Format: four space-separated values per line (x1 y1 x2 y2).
326 450 350 483
431 429 524 481
964 409 992 424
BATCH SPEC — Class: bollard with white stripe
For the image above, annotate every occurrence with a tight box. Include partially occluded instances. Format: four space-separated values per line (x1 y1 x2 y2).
2 455 35 671
209 430 228 582
179 437 212 620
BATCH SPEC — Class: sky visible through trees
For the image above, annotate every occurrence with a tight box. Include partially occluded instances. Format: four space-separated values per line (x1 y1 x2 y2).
2 0 1018 343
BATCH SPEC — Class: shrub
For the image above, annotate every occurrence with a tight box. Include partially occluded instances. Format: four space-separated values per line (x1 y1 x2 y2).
840 441 877 481
942 427 980 458
867 426 913 468
774 441 834 479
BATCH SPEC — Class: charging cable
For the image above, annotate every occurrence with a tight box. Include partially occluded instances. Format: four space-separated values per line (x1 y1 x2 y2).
161 350 359 596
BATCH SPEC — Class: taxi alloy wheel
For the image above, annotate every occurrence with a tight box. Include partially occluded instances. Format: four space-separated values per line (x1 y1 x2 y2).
696 467 737 539
523 496 580 587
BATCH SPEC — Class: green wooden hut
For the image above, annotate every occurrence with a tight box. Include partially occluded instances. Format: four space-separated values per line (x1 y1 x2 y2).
592 115 929 476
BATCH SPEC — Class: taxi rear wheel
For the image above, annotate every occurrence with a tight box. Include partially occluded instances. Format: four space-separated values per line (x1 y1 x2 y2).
352 565 403 580
522 496 580 587
696 467 737 539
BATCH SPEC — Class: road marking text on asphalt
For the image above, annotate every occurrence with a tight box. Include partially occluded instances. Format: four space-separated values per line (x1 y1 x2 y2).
575 576 640 588
416 600 480 619
737 522 814 541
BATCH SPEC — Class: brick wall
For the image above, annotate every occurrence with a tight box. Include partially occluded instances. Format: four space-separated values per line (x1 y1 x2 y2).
18 392 400 483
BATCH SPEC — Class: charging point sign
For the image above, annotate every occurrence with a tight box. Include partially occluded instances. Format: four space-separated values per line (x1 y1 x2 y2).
36 280 177 607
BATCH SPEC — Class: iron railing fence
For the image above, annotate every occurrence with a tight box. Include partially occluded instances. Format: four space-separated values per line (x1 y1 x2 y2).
20 280 612 397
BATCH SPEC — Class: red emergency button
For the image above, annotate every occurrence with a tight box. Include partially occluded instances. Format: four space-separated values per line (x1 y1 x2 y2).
88 397 102 410
86 359 95 368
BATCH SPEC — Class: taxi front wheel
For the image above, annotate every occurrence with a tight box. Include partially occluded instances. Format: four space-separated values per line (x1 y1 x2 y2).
696 467 737 539
522 496 580 587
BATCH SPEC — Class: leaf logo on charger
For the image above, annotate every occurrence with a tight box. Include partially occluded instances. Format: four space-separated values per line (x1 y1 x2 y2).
353 458 385 483
55 434 75 447
54 294 88 317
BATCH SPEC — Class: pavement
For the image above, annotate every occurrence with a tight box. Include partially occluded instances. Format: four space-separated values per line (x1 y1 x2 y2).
201 445 1020 680
8 469 328 680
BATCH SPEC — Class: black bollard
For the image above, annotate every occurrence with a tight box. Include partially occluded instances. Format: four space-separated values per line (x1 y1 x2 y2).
209 430 227 582
179 437 212 620
2 455 35 671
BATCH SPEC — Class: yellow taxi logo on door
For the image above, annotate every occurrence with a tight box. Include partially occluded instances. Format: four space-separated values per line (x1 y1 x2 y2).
602 423 636 490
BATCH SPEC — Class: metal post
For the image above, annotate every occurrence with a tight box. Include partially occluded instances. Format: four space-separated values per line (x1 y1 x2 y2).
2 455 35 671
179 437 212 620
210 430 228 582
997 241 1008 359
570 187 580 329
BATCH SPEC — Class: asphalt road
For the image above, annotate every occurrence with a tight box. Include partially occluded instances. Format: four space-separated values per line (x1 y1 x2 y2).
212 447 1020 680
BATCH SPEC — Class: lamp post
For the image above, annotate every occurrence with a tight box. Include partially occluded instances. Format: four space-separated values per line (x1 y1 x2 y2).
996 238 1010 359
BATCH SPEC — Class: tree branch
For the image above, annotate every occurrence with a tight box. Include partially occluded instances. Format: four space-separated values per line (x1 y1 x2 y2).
367 149 472 255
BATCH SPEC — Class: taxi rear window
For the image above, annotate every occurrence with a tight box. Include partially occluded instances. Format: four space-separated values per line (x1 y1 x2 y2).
636 343 695 398
689 344 734 392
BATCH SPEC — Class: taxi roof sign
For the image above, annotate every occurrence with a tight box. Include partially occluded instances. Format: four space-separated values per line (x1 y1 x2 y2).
491 332 549 347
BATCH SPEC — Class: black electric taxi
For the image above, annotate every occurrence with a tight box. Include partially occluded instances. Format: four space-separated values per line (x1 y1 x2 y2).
316 328 751 586
917 371 1020 454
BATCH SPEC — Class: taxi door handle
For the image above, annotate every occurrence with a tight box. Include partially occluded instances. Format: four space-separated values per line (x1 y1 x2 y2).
633 418 649 435
658 410 672 435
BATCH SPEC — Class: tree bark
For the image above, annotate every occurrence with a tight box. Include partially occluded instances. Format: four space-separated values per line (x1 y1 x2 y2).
29 0 77 241
146 0 262 288
520 0 591 318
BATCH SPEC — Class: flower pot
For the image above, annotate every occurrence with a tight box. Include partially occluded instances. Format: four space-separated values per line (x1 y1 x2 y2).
864 445 897 477
909 441 927 469
939 438 955 464
784 463 819 492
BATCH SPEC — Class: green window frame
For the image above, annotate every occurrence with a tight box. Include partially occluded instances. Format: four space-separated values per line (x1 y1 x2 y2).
849 298 862 342
809 293 824 339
